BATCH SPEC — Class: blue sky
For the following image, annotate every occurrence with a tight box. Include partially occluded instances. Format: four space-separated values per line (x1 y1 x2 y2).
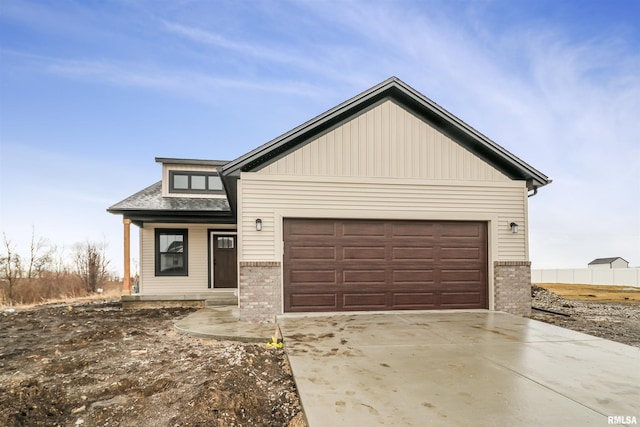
1 0 639 275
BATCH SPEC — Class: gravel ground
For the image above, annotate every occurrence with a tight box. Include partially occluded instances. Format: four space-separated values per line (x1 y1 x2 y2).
530 285 640 348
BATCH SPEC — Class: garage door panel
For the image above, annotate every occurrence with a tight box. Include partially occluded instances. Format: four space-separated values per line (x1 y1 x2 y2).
392 247 435 260
391 222 436 237
440 247 481 261
440 223 483 237
284 219 487 312
441 269 483 282
343 247 386 260
290 269 337 285
341 222 386 237
343 270 387 284
289 293 338 310
289 246 337 261
287 220 336 237
440 291 483 307
343 292 387 308
392 270 435 283
392 292 437 307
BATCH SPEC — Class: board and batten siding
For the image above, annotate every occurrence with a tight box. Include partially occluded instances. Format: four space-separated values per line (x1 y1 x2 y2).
238 175 528 262
140 223 212 294
260 99 510 182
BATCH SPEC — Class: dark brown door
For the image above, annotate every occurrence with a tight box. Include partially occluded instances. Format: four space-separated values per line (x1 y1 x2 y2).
213 235 237 288
283 219 487 312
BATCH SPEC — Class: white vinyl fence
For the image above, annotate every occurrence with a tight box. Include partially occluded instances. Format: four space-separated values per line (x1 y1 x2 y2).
531 268 640 287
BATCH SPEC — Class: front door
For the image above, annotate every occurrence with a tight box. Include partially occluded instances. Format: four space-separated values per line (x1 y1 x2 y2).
212 234 237 288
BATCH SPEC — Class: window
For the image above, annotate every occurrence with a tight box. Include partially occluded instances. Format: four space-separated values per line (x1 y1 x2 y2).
173 174 189 190
191 175 206 190
217 236 234 249
169 171 224 194
208 175 223 191
155 229 188 276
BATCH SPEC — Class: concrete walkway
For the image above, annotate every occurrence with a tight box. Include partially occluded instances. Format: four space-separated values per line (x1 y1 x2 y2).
278 310 640 427
173 306 276 343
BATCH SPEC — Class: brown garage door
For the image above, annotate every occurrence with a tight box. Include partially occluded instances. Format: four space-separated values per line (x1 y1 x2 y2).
283 218 487 312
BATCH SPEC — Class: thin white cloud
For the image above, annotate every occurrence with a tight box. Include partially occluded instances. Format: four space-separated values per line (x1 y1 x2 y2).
159 19 375 89
161 20 277 60
18 54 324 100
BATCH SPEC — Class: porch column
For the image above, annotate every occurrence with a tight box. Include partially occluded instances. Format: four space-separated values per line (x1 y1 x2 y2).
123 218 131 295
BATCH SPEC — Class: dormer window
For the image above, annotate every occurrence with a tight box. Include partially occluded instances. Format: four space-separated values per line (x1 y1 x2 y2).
169 171 224 194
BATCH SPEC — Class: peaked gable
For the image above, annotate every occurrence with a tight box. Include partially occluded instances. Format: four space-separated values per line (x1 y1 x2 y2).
259 99 510 181
220 76 551 213
222 77 550 187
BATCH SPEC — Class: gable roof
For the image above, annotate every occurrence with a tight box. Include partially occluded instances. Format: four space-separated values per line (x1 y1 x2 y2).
221 77 551 201
588 257 628 265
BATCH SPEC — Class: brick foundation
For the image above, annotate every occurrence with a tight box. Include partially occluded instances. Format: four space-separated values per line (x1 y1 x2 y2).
494 261 532 316
239 261 281 322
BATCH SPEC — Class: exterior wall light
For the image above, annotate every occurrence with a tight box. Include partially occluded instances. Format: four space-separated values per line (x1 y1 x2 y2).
255 218 263 231
510 222 519 234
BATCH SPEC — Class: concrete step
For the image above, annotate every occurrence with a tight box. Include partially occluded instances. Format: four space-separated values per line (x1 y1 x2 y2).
121 292 238 309
205 292 238 306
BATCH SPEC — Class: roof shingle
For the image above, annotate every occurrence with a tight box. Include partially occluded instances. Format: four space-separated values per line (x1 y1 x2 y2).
108 181 230 212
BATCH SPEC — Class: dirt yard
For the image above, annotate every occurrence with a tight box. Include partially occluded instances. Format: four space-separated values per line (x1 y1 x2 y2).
0 301 305 427
534 283 640 303
531 284 640 348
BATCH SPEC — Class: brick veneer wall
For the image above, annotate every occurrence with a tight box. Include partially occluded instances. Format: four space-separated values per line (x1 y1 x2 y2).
239 261 281 322
494 261 532 317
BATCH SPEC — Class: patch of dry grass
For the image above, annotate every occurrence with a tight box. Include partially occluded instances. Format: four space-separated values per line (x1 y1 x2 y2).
1 281 122 310
535 283 640 304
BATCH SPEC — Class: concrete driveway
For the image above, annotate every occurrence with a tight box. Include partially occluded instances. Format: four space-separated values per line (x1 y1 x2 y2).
278 311 640 427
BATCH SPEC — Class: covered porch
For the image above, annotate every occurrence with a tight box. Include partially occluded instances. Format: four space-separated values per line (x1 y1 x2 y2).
107 162 237 306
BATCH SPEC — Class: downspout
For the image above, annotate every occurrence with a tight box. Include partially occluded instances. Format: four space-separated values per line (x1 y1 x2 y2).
528 186 538 198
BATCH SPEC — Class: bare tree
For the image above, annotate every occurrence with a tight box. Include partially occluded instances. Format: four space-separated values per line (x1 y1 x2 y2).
25 227 52 280
1 233 23 305
50 245 68 280
73 240 110 293
39 244 68 299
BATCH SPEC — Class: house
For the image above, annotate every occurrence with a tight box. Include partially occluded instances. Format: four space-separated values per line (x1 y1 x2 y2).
108 77 551 321
588 257 629 269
